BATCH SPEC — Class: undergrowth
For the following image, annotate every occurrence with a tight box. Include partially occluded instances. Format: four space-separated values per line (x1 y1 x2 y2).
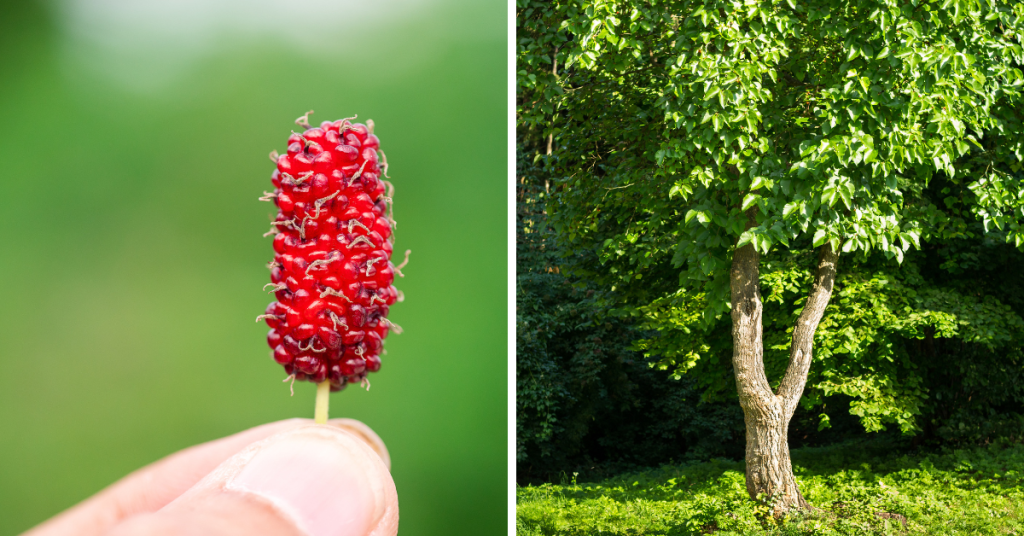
517 438 1024 535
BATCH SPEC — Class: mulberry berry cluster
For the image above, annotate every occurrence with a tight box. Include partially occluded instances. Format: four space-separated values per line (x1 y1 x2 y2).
259 112 404 392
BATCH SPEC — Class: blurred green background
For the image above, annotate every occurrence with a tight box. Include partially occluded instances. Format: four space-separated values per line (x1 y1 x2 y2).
0 1 506 534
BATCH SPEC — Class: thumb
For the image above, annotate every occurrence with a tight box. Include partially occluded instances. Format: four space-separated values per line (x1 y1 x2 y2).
105 425 399 536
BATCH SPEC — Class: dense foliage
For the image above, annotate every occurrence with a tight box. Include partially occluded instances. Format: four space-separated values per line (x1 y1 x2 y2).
518 437 1024 535
517 144 746 480
518 0 1024 442
637 235 1024 438
517 133 1024 481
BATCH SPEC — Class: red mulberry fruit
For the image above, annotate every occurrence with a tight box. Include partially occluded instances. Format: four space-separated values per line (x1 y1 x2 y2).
259 112 404 393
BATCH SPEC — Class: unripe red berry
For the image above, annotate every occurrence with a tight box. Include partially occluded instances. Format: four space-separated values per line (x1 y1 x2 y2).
261 114 401 390
273 345 293 365
294 355 321 375
267 329 282 348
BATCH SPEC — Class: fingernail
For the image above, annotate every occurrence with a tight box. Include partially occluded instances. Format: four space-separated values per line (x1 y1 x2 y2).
226 428 387 536
329 418 391 470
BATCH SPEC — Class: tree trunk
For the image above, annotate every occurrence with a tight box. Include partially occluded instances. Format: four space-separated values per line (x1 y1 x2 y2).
730 226 838 517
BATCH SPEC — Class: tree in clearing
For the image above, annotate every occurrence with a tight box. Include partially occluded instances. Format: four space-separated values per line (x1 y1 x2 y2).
518 0 1024 515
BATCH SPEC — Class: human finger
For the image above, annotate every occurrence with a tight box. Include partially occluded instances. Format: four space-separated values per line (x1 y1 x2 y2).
103 425 399 536
26 418 390 536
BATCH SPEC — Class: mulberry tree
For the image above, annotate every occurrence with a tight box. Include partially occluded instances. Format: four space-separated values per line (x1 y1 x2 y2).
518 0 1024 514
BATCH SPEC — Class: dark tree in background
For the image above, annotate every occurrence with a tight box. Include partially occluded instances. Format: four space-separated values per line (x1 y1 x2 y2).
516 139 746 482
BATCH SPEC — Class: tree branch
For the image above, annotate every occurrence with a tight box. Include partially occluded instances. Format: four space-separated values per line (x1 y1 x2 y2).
776 243 839 418
730 210 775 402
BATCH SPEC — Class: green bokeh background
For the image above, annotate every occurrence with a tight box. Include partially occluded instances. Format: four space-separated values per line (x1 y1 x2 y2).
0 1 506 534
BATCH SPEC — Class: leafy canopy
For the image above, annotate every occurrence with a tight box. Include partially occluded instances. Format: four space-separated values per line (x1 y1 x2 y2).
520 0 1024 323
518 0 1024 434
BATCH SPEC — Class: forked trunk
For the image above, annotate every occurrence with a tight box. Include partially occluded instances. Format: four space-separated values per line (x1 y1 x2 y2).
740 394 809 512
730 222 838 516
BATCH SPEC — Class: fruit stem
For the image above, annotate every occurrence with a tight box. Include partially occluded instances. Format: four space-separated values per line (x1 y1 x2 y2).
314 380 330 424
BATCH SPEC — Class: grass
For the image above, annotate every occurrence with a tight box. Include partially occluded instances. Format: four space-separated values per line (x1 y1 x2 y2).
517 438 1024 535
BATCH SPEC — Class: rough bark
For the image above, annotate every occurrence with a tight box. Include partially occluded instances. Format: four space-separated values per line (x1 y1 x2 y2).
730 227 838 517
778 245 840 420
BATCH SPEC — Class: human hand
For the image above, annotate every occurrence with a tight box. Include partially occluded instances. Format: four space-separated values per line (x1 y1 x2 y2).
24 419 399 536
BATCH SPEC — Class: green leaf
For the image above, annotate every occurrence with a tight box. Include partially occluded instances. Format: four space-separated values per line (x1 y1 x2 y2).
705 85 720 102
849 104 863 121
685 209 698 224
839 186 853 210
863 147 876 163
822 186 838 207
813 228 828 247
774 229 790 247
736 229 755 247
700 255 716 275
669 184 690 199
731 217 746 236
742 193 760 211
899 232 913 250
859 77 871 95
800 141 816 157
905 230 921 249
783 202 799 218
910 21 923 38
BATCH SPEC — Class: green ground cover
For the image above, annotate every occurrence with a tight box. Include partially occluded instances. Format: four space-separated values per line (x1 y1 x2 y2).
517 439 1024 535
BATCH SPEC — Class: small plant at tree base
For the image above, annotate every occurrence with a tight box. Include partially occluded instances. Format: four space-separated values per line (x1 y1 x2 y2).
258 110 408 422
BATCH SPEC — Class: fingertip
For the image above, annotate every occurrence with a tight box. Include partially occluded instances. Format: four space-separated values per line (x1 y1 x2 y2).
165 426 398 536
325 418 391 470
24 418 395 536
